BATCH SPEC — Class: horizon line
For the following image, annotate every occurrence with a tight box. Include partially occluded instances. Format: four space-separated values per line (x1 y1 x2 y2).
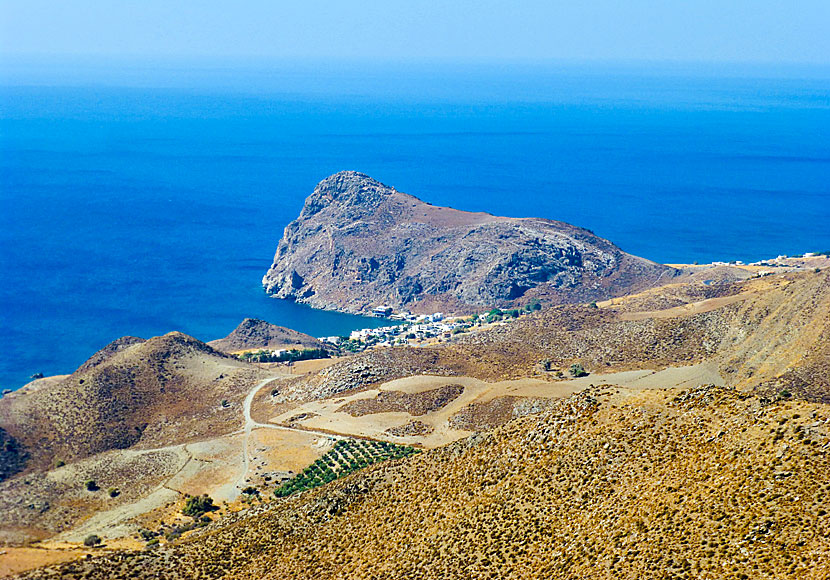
3 53 830 70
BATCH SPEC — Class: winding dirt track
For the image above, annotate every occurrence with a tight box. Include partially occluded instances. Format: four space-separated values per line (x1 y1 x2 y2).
234 376 342 493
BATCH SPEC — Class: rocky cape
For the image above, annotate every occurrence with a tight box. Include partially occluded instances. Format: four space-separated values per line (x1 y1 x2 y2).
262 171 677 314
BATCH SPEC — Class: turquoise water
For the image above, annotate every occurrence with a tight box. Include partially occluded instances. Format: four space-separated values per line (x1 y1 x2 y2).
1 63 829 389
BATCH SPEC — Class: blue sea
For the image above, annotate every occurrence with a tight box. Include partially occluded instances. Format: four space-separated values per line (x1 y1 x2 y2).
1 60 829 389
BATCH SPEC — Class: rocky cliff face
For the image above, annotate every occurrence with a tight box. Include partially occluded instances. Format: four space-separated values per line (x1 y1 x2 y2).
263 171 676 314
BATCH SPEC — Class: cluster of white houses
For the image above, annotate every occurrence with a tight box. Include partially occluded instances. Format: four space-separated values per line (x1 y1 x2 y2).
320 311 478 349
712 254 822 269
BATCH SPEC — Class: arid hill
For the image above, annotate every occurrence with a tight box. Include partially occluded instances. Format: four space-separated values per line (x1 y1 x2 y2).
18 385 830 579
5 267 830 577
208 318 330 354
262 171 676 314
270 269 830 406
0 332 268 475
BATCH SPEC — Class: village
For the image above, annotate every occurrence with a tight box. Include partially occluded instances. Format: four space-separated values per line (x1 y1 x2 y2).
321 303 543 353
234 304 542 363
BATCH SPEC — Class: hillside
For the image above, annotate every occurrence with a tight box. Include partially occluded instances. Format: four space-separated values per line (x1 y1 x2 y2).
0 332 268 474
18 385 830 579
208 318 330 354
4 268 830 576
262 171 676 314
267 269 830 406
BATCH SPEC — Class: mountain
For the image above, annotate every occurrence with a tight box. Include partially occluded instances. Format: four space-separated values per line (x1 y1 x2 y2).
262 172 677 314
208 318 330 354
0 332 267 475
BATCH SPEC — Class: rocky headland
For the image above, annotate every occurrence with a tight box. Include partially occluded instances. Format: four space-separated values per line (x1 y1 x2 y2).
262 171 677 314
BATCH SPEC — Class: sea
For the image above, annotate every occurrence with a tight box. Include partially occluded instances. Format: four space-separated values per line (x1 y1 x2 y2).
1 60 829 390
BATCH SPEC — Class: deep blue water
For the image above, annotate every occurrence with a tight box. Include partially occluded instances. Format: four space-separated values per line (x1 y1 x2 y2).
1 63 829 389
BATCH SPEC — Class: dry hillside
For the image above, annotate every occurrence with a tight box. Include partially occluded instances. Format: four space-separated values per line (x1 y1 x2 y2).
4 267 830 577
268 269 830 406
18 385 830 579
0 332 268 474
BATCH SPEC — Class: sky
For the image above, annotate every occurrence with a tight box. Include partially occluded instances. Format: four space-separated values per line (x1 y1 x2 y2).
1 0 829 65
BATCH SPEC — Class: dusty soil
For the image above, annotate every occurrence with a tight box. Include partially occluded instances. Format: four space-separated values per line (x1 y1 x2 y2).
20 386 830 579
264 364 721 448
0 547 91 578
337 384 465 417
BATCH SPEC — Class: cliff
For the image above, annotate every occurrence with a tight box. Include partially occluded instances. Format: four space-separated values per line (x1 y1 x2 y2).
262 171 677 314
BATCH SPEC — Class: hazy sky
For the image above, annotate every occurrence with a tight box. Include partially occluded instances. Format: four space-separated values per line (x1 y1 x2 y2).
1 0 829 65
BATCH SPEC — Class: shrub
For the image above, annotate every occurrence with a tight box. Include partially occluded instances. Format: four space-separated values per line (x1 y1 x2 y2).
182 494 218 518
108 488 120 498
569 363 588 378
83 534 102 547
54 459 65 468
85 479 99 492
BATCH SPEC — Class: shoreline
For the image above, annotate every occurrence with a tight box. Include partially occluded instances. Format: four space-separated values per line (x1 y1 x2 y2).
4 253 827 397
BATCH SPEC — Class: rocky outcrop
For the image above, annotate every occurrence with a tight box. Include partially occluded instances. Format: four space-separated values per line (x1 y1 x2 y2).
263 171 677 314
208 318 329 354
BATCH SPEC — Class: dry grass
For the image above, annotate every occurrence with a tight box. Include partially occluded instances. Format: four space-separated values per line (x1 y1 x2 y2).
18 386 830 579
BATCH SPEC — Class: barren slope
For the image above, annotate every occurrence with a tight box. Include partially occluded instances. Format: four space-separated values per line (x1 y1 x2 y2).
270 269 830 404
19 385 830 579
0 332 269 474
